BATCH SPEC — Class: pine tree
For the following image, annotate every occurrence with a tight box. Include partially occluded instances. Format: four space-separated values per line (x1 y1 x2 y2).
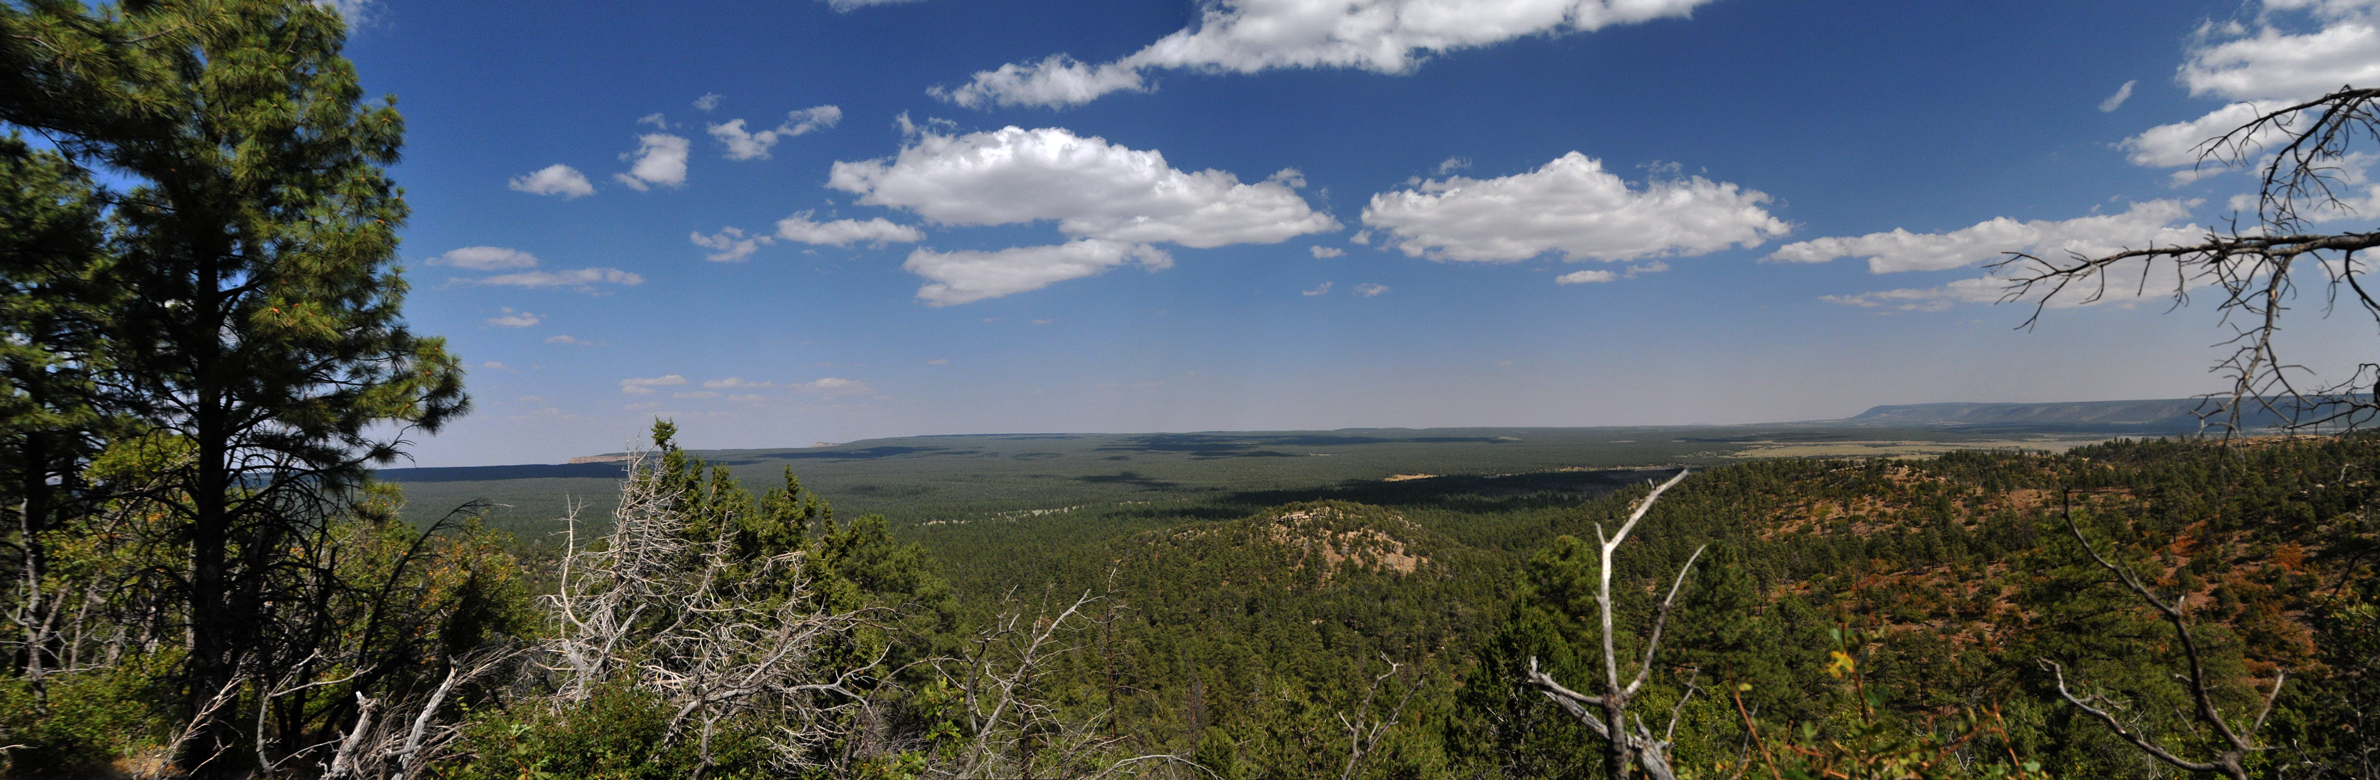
0 133 123 714
2 2 467 772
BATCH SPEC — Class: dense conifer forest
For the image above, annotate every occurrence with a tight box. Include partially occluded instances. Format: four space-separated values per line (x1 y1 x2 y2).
20 410 2380 777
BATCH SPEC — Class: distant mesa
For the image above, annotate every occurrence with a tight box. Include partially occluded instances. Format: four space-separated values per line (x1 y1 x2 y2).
567 453 633 464
813 442 838 448
1833 398 2309 434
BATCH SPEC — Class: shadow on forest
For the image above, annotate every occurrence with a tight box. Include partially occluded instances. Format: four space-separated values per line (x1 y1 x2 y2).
1093 433 1507 459
1104 467 1674 523
1076 472 1188 491
719 446 968 463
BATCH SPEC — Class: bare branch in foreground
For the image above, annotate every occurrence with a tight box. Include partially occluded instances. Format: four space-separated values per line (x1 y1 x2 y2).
1993 86 2380 436
1338 653 1418 780
2039 490 2283 780
1521 468 1703 780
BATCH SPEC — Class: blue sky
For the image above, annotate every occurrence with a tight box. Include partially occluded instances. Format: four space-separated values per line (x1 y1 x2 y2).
343 0 2380 466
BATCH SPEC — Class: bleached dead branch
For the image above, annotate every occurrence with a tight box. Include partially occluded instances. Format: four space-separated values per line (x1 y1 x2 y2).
538 446 884 773
1522 468 1707 780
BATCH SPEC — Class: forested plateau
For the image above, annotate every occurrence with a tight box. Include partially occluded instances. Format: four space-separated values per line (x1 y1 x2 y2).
18 418 2377 779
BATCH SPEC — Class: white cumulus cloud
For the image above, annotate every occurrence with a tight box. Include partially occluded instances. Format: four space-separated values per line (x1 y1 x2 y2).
1310 246 1346 258
692 227 772 262
2122 100 2288 171
2182 2 2380 103
1767 200 2202 274
1555 269 1614 284
508 164 597 198
903 240 1173 306
935 0 1719 108
707 106 843 160
775 212 926 246
429 246 541 271
1360 152 1787 263
1302 281 1334 296
615 133 691 191
1354 283 1390 297
694 93 723 111
2127 1 2380 176
830 126 1338 248
620 375 688 395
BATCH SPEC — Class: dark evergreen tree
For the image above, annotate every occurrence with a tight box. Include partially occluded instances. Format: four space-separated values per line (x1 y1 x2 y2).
2 1 467 772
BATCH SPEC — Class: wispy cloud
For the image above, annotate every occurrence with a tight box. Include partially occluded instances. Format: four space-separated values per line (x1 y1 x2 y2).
620 375 688 395
1786 201 2210 312
2098 79 2136 112
708 105 842 160
1624 260 1669 278
692 227 772 262
793 377 874 395
1768 200 2199 274
464 267 645 292
933 0 1719 108
776 212 924 246
485 307 541 327
1354 283 1389 297
824 0 922 11
902 240 1173 306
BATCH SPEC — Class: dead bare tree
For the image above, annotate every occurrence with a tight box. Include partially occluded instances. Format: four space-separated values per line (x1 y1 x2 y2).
932 588 1201 780
938 589 1111 778
1522 468 1709 780
1993 86 2380 434
1336 653 1418 780
541 447 885 775
316 647 519 780
2039 491 2285 780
